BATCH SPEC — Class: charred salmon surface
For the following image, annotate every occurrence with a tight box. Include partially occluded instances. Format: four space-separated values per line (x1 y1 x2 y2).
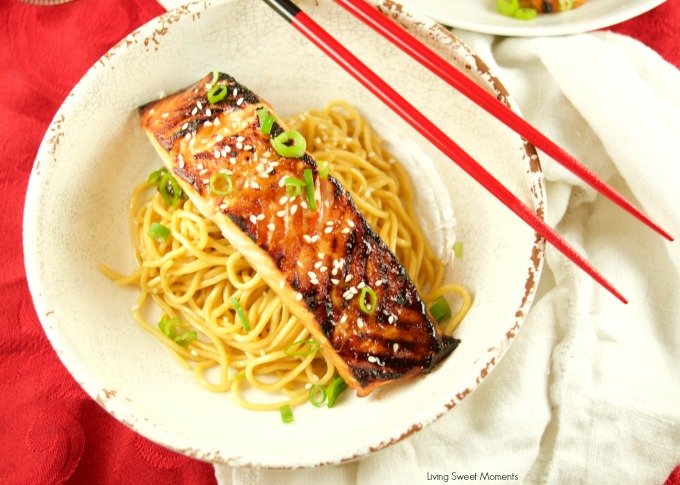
139 72 459 397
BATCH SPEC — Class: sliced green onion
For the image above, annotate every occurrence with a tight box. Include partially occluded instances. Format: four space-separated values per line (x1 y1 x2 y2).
174 331 197 346
453 241 464 259
429 295 452 324
159 171 181 207
279 404 294 424
359 286 377 314
271 130 307 158
158 316 181 339
303 168 316 210
284 177 304 197
148 167 167 185
210 70 219 85
496 0 519 16
209 172 233 196
309 385 327 408
230 297 250 331
326 375 348 408
207 84 228 104
558 0 574 10
284 339 320 357
256 107 277 135
317 161 329 178
514 7 537 19
148 222 171 242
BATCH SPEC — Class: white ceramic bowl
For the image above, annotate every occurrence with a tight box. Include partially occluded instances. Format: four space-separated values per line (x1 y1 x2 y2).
23 0 544 468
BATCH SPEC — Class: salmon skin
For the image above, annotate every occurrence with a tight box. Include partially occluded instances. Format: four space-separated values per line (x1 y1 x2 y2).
139 72 459 397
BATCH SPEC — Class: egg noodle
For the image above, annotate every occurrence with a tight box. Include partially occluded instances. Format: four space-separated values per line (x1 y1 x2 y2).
101 101 471 412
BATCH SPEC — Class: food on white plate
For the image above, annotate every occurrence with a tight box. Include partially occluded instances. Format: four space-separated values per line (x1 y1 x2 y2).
497 0 586 19
103 72 471 413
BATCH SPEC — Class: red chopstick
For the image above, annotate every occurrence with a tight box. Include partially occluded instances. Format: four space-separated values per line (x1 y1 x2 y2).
334 0 673 243
262 0 628 303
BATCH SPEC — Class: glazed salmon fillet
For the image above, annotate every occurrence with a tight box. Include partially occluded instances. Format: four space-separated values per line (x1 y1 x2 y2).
139 72 459 397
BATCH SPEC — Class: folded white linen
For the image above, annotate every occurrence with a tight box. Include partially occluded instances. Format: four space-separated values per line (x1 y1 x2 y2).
213 30 680 485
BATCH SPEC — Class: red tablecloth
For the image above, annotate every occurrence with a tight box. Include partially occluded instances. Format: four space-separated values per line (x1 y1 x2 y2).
1 1 678 483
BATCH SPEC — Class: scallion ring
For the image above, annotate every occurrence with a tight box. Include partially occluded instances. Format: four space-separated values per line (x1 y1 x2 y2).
207 83 228 104
159 171 181 207
148 167 167 185
284 177 304 197
284 339 320 357
514 7 537 19
429 295 452 324
326 375 348 408
303 168 316 210
210 70 219 85
318 161 329 178
256 107 277 135
230 297 250 331
158 315 181 339
148 222 171 243
271 130 306 158
309 385 327 407
174 331 197 346
209 172 233 196
359 286 377 314
496 0 519 16
279 404 294 424
453 241 464 259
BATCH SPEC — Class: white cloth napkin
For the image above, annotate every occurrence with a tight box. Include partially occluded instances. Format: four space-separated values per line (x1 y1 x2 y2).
210 30 680 485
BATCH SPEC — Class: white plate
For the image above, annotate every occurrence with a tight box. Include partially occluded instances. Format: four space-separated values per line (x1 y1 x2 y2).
400 0 667 37
23 0 544 468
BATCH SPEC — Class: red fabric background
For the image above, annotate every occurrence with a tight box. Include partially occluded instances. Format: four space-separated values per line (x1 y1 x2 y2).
0 0 678 484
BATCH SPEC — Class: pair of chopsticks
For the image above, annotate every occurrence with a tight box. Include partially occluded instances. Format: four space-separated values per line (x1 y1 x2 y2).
262 0 674 304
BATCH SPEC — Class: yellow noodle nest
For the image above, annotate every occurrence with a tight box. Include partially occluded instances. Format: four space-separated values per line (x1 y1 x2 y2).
101 101 471 411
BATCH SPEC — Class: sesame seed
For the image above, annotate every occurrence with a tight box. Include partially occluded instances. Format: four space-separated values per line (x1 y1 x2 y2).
388 315 395 324
357 281 366 289
393 343 399 352
244 145 253 151
249 215 257 224
204 121 213 127
303 235 312 243
251 181 260 189
214 117 220 126
347 220 355 227
216 134 224 142
358 319 366 329
200 168 208 175
300 201 308 209
331 278 340 285
367 355 377 363
229 157 237 164
206 109 212 116
268 223 275 231
279 196 289 204
345 274 352 282
331 268 338 276
182 122 189 130
197 102 203 109
256 213 265 221
342 228 351 234
290 205 298 215
191 349 199 357
276 210 286 217
324 227 333 234
233 88 239 96
197 163 203 170
320 266 327 273
191 107 198 116
279 280 285 288
318 253 325 258
236 97 244 106
236 142 243 149
311 235 320 243
314 261 322 269
326 221 334 226
161 113 169 118
219 203 227 210
202 178 209 184
340 315 348 323
297 261 303 267
296 293 303 301
178 159 185 169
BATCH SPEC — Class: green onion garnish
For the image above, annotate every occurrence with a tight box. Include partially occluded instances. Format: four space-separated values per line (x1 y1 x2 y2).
148 167 168 185
359 286 377 314
303 168 316 210
317 161 329 178
148 222 171 242
174 331 197 346
453 241 464 259
230 297 250 331
210 70 219 85
284 339 320 357
284 177 304 197
496 0 519 16
159 171 182 207
207 84 227 104
158 315 178 339
279 404 294 424
209 172 233 196
158 316 196 346
271 130 307 158
429 296 452 324
326 375 348 408
514 7 537 19
309 385 327 408
256 107 277 135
